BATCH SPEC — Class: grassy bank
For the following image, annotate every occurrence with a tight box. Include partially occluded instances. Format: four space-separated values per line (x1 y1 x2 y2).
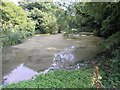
4 68 94 88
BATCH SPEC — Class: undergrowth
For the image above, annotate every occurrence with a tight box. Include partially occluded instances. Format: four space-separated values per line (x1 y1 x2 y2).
98 31 120 89
4 68 93 88
98 48 120 89
100 31 120 51
2 30 32 46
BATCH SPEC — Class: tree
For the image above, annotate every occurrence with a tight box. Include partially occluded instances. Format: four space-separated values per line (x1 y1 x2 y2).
1 1 35 46
19 1 60 34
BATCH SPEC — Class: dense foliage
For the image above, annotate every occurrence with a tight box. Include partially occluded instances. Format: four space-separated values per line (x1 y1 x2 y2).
4 68 93 88
95 2 120 38
28 7 58 34
1 1 35 46
72 2 120 89
58 1 120 89
98 31 120 88
64 2 120 38
1 0 120 89
1 1 69 46
19 1 68 34
99 51 120 88
100 31 120 51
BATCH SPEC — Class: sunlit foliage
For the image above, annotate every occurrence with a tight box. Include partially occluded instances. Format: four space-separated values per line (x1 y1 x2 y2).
1 1 35 46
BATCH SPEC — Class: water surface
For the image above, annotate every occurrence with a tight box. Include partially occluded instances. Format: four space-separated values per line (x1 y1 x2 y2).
2 34 103 84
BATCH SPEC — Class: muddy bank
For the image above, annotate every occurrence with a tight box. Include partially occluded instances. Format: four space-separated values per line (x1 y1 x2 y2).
2 34 103 80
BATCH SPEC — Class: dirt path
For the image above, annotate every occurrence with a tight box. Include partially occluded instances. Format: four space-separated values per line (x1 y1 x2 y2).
2 34 102 78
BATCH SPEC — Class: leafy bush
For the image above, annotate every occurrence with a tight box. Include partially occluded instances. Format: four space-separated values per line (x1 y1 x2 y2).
4 68 93 88
2 29 31 46
100 31 120 51
99 49 120 89
94 2 120 38
39 11 58 34
2 23 35 46
98 32 120 89
24 2 59 34
73 2 120 38
1 1 35 46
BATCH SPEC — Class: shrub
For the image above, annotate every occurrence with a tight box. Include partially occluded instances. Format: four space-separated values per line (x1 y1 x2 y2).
4 68 93 88
29 8 58 34
100 31 120 51
99 49 120 89
2 29 32 46
1 1 35 46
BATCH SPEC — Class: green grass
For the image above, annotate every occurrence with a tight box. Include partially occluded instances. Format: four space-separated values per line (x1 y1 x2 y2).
4 68 94 88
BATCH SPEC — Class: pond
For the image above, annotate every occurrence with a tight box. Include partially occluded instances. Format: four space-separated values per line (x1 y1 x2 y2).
1 34 103 85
